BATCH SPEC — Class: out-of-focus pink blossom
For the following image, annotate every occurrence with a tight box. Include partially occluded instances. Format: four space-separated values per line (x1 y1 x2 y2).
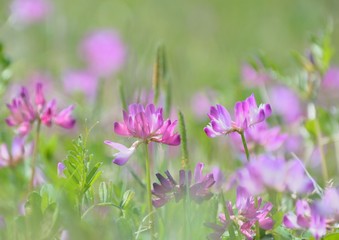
0 137 31 168
79 30 126 77
6 82 76 136
283 200 326 240
230 122 287 153
63 70 98 100
32 167 45 187
152 162 215 208
241 63 270 87
10 0 52 25
322 67 339 89
235 155 314 195
191 90 217 120
105 103 180 165
204 94 271 138
268 86 303 123
314 187 339 220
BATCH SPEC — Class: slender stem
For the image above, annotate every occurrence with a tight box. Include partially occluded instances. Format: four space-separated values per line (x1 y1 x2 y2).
183 171 191 239
240 131 250 161
144 143 155 240
82 202 121 219
220 192 236 239
255 198 260 240
315 118 328 183
29 120 41 190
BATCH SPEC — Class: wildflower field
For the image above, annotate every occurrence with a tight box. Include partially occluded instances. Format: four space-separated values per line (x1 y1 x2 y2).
2 0 339 239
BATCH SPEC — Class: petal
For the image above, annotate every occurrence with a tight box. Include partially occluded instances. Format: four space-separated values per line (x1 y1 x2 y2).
113 122 130 136
283 213 299 229
104 141 136 166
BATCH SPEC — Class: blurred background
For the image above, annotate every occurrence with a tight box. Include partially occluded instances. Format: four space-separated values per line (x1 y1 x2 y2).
1 0 339 105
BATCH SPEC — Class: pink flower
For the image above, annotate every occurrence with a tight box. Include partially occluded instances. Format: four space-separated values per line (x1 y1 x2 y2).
268 86 303 123
10 0 52 25
0 137 26 168
79 30 126 77
204 94 271 137
105 103 180 165
230 122 287 153
6 82 76 136
241 63 270 87
207 187 274 240
284 200 326 240
63 70 98 100
234 155 314 195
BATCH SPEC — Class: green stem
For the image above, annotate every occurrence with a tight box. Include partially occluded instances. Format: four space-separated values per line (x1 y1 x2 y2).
183 171 191 239
82 202 121 219
220 192 236 239
144 143 155 240
255 198 260 240
315 118 328 183
29 120 41 190
240 131 250 161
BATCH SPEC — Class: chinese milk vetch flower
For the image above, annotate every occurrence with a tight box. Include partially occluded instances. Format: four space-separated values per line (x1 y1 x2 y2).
152 162 215 208
234 155 314 196
10 0 52 25
191 90 217 120
104 103 180 165
313 187 339 221
79 30 126 77
283 200 326 240
230 122 287 153
207 187 274 240
63 70 98 101
241 63 271 87
5 82 76 135
204 94 271 138
268 86 303 123
0 137 28 168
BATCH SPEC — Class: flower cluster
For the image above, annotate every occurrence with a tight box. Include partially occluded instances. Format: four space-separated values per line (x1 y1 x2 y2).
207 187 274 240
233 155 314 195
6 82 76 136
105 103 180 165
283 200 326 240
152 162 215 207
204 94 271 138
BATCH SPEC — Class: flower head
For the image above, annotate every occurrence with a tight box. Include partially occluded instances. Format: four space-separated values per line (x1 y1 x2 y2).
207 187 274 240
152 162 215 208
6 82 76 135
234 155 314 196
105 103 180 165
204 94 271 138
0 137 28 168
79 30 126 77
10 0 52 25
283 200 326 240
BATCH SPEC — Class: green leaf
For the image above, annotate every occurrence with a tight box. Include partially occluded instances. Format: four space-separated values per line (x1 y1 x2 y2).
120 190 135 209
99 182 108 203
324 233 339 240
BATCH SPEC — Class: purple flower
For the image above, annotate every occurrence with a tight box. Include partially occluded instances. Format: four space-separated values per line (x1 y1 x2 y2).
204 94 271 138
208 187 274 240
322 67 339 89
105 103 180 165
283 200 326 240
6 82 76 136
152 162 215 208
230 122 287 153
10 0 52 25
79 30 126 77
268 86 303 123
63 70 98 100
0 137 26 168
241 63 270 87
57 162 66 178
235 155 314 195
314 187 339 220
